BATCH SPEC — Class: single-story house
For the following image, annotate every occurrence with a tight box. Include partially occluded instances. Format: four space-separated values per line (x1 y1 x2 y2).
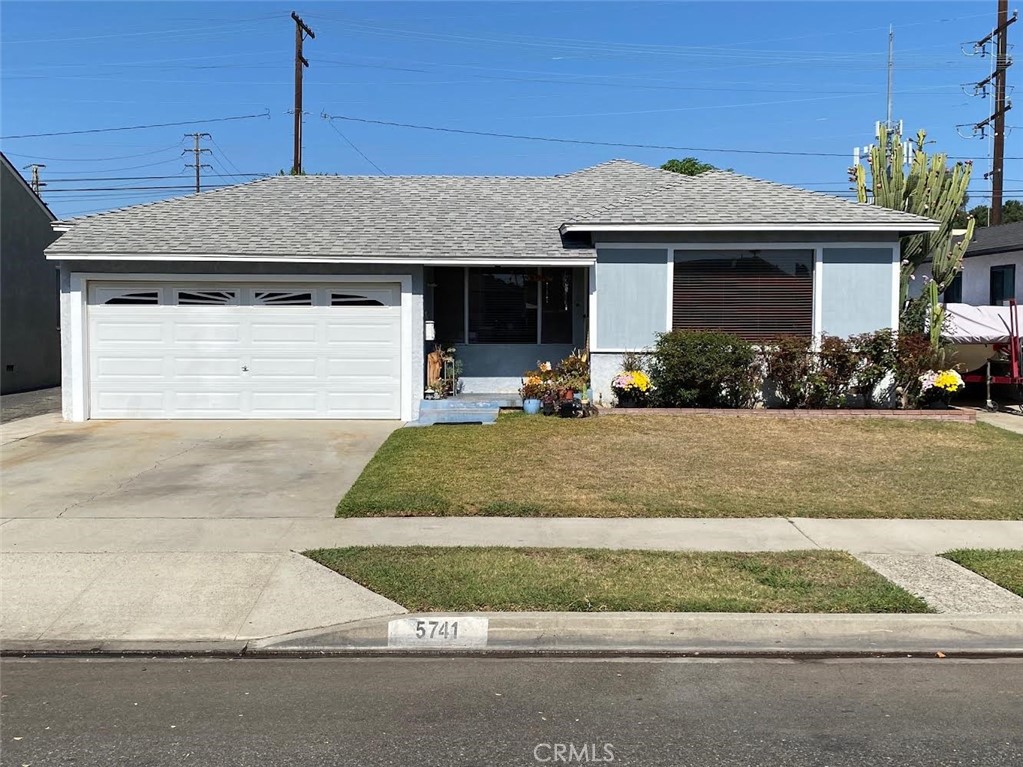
919 221 1023 306
1 151 60 394
45 159 936 422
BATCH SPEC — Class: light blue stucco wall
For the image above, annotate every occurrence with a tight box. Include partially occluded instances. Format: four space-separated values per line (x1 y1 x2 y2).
594 248 668 350
820 247 896 337
455 343 575 393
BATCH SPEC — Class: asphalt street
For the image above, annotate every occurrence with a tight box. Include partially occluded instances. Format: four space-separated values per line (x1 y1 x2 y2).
1 656 1021 766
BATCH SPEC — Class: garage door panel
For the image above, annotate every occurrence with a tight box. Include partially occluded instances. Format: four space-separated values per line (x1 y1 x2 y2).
325 320 399 344
326 358 400 378
88 281 404 420
250 322 318 344
93 391 166 415
173 357 243 378
91 320 165 343
173 391 245 412
247 357 320 378
93 357 165 378
173 322 242 344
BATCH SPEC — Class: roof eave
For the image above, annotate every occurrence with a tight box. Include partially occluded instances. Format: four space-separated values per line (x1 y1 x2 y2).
43 251 597 266
559 221 939 235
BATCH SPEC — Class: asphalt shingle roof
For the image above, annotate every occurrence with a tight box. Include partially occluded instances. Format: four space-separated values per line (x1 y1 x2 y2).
965 220 1023 256
47 159 935 260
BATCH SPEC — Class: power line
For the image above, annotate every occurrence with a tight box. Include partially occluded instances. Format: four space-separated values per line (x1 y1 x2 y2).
323 113 1023 161
43 185 235 193
325 119 387 174
0 111 270 140
1 144 184 162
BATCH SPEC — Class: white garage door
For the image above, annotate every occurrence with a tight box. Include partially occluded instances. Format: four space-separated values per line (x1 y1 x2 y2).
87 281 402 419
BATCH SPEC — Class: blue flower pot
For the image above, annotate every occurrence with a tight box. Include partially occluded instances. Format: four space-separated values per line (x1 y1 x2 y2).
522 398 542 415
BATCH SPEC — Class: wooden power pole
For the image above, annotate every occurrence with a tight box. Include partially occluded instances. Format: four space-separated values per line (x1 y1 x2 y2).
183 132 212 193
969 1 1016 225
291 11 315 175
991 0 1012 225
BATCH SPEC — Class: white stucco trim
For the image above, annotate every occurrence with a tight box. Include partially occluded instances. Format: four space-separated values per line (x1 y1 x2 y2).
67 272 416 422
812 247 824 341
48 254 596 266
890 245 901 330
665 251 674 331
588 264 598 351
564 222 936 234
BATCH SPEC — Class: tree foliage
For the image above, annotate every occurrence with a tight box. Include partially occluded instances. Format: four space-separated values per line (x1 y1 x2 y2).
661 157 717 175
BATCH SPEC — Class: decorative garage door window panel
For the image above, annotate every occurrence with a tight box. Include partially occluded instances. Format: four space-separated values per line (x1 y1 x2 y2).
91 285 395 308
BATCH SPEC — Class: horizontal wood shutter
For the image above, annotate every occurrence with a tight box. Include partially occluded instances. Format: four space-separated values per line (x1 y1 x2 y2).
673 250 813 342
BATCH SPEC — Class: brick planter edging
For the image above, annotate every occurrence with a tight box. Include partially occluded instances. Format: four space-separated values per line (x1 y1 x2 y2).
606 407 976 423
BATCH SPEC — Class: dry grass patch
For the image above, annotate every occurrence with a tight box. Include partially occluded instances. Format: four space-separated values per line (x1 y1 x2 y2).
942 550 1023 596
337 414 1021 519
306 547 930 613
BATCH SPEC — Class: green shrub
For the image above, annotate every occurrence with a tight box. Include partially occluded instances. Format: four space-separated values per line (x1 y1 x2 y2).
649 330 758 408
762 336 814 407
849 328 896 408
894 332 943 408
807 335 859 408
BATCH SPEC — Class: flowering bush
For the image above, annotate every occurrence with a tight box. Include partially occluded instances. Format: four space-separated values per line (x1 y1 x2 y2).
612 370 651 393
612 370 652 407
919 369 965 401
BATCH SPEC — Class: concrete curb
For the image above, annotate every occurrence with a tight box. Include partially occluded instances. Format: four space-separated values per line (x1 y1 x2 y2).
5 613 1022 657
247 612 1023 656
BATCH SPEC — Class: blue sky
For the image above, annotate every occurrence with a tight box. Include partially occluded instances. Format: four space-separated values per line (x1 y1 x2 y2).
1 1 1017 219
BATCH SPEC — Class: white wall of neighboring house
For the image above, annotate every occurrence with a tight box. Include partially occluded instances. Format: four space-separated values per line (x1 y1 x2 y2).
912 249 1023 305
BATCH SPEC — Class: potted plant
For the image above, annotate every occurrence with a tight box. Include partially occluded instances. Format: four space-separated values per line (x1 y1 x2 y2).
519 375 545 415
917 369 965 409
612 370 653 408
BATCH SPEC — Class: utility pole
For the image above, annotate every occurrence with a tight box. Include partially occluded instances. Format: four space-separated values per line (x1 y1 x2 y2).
183 132 212 193
23 163 46 194
992 0 1012 224
291 11 315 175
964 1 1016 225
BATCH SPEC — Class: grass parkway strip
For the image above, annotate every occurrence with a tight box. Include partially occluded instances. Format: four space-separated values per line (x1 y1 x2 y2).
942 549 1023 597
305 547 931 613
336 414 1023 519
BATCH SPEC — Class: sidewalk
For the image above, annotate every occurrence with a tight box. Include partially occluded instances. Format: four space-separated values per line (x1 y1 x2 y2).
3 516 1021 653
3 516 1021 554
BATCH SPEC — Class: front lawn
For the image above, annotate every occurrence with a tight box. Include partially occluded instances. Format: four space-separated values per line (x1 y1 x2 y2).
942 549 1023 596
306 547 930 613
337 414 1022 519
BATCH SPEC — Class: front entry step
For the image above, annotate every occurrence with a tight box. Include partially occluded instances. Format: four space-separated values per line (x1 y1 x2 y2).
408 396 517 426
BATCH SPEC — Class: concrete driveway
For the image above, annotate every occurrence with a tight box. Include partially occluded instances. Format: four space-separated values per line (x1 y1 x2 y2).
2 418 397 520
1 417 406 645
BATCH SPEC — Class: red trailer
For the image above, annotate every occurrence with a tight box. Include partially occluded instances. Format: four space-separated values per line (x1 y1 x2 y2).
957 300 1022 411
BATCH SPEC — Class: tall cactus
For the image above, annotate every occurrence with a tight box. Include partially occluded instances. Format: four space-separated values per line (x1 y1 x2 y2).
851 126 975 343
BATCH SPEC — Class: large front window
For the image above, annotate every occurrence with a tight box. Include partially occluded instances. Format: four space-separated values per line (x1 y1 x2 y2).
672 249 814 341
433 267 574 344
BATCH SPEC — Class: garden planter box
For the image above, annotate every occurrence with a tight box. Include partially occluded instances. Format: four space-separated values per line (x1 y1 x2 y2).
608 407 976 423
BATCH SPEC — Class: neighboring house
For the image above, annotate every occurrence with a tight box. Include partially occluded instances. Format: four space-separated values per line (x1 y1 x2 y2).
914 222 1023 306
1 151 59 394
946 222 1023 306
44 159 935 422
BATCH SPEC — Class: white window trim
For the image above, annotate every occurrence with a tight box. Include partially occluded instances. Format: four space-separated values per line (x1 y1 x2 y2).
68 272 415 423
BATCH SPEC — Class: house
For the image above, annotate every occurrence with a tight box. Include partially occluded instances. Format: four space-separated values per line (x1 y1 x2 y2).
1 152 60 394
44 159 936 421
939 222 1023 306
